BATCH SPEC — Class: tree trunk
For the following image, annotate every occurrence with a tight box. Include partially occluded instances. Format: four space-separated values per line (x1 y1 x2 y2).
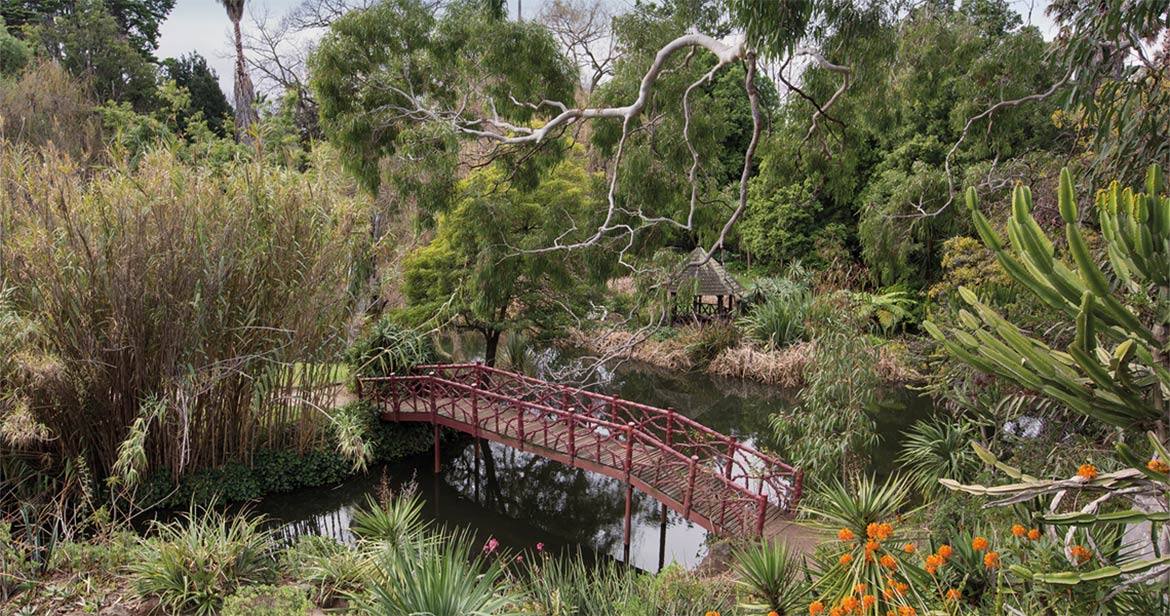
231 17 258 145
483 329 501 367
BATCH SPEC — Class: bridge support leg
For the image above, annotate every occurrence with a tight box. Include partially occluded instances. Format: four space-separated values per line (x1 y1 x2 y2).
623 482 633 564
433 423 441 474
657 503 668 572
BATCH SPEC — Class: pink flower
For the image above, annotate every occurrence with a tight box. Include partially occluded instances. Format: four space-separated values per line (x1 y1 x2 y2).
516 555 523 562
536 542 545 552
483 538 499 554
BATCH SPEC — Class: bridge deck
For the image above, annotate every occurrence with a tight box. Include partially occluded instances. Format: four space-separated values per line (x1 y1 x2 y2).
360 363 802 540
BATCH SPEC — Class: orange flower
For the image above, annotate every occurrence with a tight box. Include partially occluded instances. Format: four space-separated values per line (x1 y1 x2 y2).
769 612 780 616
705 612 720 616
882 589 894 600
808 602 825 616
924 553 944 575
830 608 844 616
1077 464 1098 480
898 606 916 616
839 553 854 565
862 595 877 608
855 583 868 594
866 540 881 552
841 596 859 612
984 551 1001 569
972 536 989 551
1011 524 1026 537
1148 459 1170 473
838 528 856 542
1070 545 1092 564
903 543 916 553
937 544 954 559
880 554 898 569
1027 528 1041 541
896 582 909 595
945 589 961 602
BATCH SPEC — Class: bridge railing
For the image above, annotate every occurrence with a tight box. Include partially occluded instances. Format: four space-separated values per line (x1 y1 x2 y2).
358 362 802 536
408 363 802 510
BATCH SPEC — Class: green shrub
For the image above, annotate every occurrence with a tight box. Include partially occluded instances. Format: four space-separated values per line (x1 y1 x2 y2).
128 504 278 616
738 288 811 348
222 585 312 616
282 535 365 605
346 317 435 379
0 18 29 76
733 541 808 613
682 321 740 364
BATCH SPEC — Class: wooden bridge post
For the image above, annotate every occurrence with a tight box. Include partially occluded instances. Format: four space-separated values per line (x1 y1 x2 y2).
567 410 576 467
431 383 440 474
683 455 698 518
623 422 635 563
724 435 737 482
664 408 674 450
756 494 768 537
517 400 526 452
390 379 401 419
792 469 804 513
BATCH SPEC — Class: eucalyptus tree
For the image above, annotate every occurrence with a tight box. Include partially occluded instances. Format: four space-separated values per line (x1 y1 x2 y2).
311 0 861 260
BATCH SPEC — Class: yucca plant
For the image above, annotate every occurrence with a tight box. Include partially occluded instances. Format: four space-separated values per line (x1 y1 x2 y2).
350 492 431 553
354 528 523 616
127 502 277 616
733 540 808 614
896 418 981 498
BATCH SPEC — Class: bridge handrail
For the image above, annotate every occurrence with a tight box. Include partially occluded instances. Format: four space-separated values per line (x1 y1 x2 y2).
359 362 802 512
409 363 801 480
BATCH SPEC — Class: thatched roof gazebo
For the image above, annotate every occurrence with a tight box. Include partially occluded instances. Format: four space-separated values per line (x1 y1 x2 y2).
668 248 746 323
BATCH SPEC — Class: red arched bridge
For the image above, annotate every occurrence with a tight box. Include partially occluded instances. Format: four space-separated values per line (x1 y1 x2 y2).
357 363 803 539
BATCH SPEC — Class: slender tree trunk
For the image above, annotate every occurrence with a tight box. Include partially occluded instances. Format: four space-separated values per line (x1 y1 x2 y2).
484 329 501 367
231 17 258 145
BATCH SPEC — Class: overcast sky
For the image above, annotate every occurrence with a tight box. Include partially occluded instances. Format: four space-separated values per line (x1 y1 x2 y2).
157 0 1054 99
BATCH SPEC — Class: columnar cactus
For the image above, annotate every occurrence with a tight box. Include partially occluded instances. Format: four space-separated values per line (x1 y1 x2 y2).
923 166 1170 433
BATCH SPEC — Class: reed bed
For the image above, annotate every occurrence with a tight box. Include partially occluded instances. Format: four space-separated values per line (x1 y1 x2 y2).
567 328 693 371
0 142 368 481
707 342 812 387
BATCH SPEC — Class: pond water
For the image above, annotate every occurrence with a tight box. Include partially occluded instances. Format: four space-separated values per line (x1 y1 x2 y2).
256 345 933 571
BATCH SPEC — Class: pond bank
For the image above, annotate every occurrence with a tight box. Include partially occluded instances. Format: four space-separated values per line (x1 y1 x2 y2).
565 327 922 387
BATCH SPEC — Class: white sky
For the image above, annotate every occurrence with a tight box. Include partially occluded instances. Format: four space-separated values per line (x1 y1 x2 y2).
157 0 1054 99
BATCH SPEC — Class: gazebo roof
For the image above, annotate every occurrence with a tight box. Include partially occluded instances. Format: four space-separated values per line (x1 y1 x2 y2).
669 248 746 297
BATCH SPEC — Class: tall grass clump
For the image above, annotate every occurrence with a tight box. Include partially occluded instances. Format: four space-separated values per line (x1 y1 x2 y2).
128 503 278 616
346 316 435 379
526 550 640 616
733 541 808 614
0 141 368 482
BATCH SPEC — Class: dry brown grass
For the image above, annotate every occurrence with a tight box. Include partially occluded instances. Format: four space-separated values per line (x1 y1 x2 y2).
707 342 812 387
708 341 920 387
568 328 693 371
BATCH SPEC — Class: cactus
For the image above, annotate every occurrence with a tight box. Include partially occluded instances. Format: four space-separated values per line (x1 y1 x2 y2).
928 167 1170 594
925 165 1170 433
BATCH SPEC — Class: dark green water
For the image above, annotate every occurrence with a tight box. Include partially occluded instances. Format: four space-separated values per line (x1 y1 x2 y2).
256 348 933 571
